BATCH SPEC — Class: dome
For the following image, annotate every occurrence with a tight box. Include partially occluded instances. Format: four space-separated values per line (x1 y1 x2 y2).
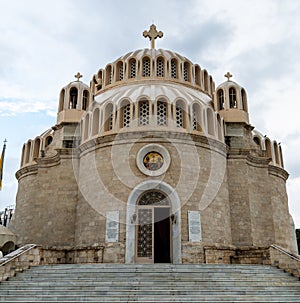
91 48 215 98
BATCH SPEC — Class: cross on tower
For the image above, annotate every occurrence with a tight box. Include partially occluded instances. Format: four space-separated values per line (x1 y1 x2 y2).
143 24 163 49
224 72 233 81
75 72 83 81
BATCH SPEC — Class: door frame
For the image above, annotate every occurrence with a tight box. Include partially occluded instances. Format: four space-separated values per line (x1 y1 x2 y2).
135 204 171 264
125 180 182 264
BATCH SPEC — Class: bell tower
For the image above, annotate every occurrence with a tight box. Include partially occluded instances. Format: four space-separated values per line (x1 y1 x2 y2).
214 73 252 149
56 73 92 148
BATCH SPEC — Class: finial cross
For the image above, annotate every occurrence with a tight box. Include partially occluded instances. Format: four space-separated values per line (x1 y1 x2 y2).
143 24 163 49
75 72 83 81
224 72 233 81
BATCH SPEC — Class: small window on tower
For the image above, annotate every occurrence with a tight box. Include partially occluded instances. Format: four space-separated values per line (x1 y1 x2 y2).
69 87 78 109
229 87 237 108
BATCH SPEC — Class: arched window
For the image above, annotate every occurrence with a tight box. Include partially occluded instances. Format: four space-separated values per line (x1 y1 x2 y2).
253 136 261 147
229 87 237 108
183 62 190 81
97 70 103 90
33 138 41 159
46 136 53 147
217 89 224 110
59 89 65 111
105 65 112 85
120 101 131 128
157 101 167 126
25 141 32 164
104 104 114 131
209 76 213 95
241 89 247 111
265 139 272 161
274 142 280 165
82 90 89 110
207 108 214 136
83 114 90 140
129 58 136 79
279 145 284 167
156 57 164 77
195 65 201 86
203 70 209 92
192 103 202 131
139 100 150 126
21 144 25 166
142 57 151 77
116 61 124 81
175 100 186 128
92 108 100 136
171 59 178 79
69 87 78 109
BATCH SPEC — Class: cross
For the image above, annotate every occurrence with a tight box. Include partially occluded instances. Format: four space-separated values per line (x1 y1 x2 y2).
224 72 233 81
143 24 163 49
74 72 83 81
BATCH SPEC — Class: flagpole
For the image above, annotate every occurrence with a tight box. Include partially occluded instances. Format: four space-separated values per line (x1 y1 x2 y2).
0 139 7 191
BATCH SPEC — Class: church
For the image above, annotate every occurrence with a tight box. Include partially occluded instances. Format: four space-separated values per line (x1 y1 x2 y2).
9 25 297 264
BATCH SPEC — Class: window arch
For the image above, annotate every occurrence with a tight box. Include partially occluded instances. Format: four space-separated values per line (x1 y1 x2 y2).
104 103 114 132
83 114 90 140
59 89 65 111
241 89 247 111
139 99 150 126
229 87 237 108
265 139 272 161
253 136 261 147
203 70 209 92
207 108 214 136
279 145 284 167
157 100 167 126
192 103 202 131
183 62 190 81
142 57 151 77
69 87 78 109
274 142 280 165
25 141 32 164
97 70 103 91
171 59 178 79
156 57 164 77
175 100 186 128
21 144 25 166
120 100 131 128
116 61 124 81
195 65 201 86
82 90 89 110
217 89 225 110
105 65 112 85
129 58 137 79
33 138 41 159
92 108 100 136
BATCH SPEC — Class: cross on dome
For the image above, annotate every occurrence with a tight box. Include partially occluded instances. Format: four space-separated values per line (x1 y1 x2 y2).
143 24 163 49
74 72 83 81
224 72 233 81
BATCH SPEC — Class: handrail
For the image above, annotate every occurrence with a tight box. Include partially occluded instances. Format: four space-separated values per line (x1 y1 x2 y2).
270 244 300 262
0 244 37 267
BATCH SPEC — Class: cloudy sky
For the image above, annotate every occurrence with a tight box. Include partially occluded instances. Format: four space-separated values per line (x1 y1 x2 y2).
0 0 300 225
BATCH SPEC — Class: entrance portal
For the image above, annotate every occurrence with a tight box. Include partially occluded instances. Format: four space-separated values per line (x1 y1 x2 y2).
136 191 171 263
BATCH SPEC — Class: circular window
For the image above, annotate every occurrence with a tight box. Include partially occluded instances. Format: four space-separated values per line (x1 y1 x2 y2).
137 144 170 176
143 152 164 171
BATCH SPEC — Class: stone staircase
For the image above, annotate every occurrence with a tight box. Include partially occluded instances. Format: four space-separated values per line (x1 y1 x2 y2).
0 263 300 302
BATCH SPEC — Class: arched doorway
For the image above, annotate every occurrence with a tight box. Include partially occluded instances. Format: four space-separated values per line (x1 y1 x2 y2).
136 190 171 263
125 180 182 264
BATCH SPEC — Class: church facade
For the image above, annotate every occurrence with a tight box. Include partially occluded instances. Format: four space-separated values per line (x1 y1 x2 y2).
10 25 297 264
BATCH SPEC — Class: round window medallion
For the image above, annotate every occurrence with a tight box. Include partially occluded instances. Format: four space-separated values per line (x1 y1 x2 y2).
143 152 164 171
137 144 170 176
